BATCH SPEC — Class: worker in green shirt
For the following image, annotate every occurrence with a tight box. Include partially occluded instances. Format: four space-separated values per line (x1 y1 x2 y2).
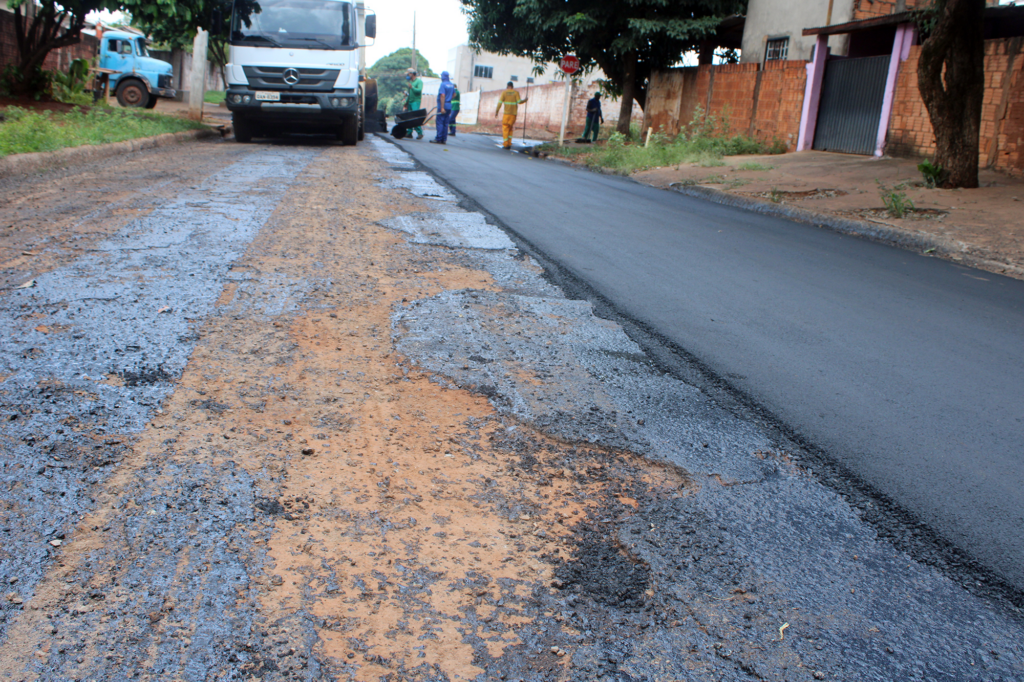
404 68 424 140
449 86 461 137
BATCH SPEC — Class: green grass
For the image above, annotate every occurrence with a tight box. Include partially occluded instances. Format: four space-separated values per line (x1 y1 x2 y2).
738 161 775 171
0 106 206 158
204 90 226 104
539 130 785 175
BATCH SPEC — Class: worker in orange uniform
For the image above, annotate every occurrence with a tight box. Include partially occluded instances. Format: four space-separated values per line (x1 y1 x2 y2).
495 81 528 150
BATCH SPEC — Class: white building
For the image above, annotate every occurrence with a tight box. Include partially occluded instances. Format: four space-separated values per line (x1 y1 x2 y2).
446 44 607 94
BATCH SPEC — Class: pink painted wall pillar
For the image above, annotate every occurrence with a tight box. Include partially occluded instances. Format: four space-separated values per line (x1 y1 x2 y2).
797 34 829 152
875 23 915 156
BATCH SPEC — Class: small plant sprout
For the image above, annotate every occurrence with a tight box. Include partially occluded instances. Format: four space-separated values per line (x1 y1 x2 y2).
877 181 915 219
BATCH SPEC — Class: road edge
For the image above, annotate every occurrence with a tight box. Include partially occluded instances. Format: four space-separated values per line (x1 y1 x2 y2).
0 128 222 179
668 184 1024 280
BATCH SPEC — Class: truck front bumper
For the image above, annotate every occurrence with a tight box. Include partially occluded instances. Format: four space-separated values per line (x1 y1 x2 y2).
225 88 359 122
154 87 176 99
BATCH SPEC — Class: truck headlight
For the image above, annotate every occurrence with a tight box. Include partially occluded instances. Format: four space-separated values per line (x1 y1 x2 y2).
330 97 340 107
242 95 252 103
229 94 242 104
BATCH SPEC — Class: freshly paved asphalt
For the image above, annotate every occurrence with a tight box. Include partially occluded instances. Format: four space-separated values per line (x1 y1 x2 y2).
391 131 1024 593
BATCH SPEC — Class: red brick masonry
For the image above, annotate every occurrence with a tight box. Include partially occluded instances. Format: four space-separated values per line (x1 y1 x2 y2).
644 59 807 151
888 38 1024 176
645 36 1024 176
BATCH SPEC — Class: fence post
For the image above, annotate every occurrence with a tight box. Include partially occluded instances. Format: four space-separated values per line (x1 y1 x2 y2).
189 28 209 121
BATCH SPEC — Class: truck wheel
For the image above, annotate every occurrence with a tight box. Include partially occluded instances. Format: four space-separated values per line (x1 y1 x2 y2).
143 98 158 109
232 114 253 143
357 107 365 142
116 80 150 108
338 115 358 146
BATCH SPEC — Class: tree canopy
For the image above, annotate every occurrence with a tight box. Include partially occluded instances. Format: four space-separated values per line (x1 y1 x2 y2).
121 0 238 84
461 0 746 133
367 48 438 115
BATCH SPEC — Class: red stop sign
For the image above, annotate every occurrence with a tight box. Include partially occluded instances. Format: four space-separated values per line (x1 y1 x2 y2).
560 55 580 75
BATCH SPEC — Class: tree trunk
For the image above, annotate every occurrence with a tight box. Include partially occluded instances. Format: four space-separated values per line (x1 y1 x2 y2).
10 4 84 95
916 0 986 188
616 49 637 137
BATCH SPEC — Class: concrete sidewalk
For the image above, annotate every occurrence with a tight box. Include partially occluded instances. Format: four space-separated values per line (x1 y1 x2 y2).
634 151 1024 280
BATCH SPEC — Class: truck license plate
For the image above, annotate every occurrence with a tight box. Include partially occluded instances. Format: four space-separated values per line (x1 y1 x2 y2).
254 91 280 101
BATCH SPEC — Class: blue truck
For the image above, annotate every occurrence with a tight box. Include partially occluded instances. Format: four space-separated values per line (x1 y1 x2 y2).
98 30 177 108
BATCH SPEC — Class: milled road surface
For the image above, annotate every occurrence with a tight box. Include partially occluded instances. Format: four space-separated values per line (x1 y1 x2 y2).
394 132 1024 595
0 134 1021 681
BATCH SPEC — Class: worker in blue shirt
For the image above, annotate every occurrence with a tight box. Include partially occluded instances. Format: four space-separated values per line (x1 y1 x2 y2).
431 71 456 144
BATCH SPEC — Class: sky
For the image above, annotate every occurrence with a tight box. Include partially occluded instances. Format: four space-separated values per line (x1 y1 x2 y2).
364 0 470 74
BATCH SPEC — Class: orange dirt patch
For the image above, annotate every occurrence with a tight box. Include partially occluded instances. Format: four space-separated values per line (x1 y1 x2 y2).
0 140 689 680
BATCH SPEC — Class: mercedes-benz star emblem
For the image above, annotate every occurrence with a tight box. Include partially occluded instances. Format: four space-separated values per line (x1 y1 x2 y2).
283 68 300 85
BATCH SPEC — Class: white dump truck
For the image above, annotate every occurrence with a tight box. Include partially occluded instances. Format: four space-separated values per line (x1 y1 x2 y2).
223 0 377 144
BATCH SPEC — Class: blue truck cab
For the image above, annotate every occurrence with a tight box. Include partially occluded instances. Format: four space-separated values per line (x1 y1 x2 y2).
99 31 176 108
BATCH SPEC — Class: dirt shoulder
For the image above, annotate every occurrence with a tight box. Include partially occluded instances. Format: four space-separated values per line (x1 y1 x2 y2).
631 151 1024 280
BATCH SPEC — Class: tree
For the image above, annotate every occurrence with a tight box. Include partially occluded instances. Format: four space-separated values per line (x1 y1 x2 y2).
916 0 986 189
367 48 437 115
5 0 115 95
461 0 746 135
121 0 235 87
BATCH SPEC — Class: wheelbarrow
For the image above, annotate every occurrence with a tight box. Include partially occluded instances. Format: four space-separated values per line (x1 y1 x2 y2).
391 108 434 139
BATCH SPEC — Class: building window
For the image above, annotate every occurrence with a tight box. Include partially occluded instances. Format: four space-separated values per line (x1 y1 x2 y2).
473 65 493 79
765 37 789 62
526 77 534 84
510 75 518 82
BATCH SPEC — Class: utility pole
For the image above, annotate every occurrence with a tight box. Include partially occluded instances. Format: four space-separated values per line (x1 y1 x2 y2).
411 13 417 71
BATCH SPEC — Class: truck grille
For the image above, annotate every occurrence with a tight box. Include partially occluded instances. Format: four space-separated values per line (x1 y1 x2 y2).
158 74 173 89
242 66 340 91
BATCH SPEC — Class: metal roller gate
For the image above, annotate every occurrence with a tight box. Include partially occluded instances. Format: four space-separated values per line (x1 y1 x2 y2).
813 55 890 155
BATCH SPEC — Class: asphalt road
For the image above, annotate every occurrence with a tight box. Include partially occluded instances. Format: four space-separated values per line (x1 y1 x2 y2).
393 131 1024 593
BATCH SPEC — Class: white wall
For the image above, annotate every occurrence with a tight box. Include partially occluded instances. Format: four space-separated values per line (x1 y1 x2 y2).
446 44 608 95
741 0 854 63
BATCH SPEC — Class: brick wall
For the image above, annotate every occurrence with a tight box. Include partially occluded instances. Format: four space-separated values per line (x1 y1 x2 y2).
887 38 1024 175
0 10 99 74
644 59 807 151
853 0 1000 21
852 0 926 21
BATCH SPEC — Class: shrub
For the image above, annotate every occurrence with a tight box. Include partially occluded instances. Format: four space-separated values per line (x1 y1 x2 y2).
917 159 948 188
542 105 787 174
48 59 93 106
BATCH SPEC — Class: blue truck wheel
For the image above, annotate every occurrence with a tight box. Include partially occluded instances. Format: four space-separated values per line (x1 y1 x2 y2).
116 80 151 108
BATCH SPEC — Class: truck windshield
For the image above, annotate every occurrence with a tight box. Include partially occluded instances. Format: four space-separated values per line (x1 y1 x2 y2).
231 0 354 49
135 39 150 57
